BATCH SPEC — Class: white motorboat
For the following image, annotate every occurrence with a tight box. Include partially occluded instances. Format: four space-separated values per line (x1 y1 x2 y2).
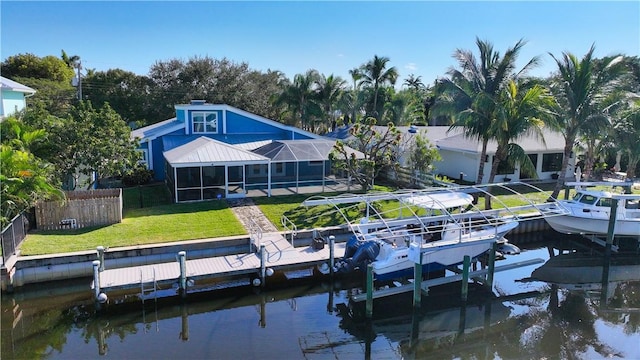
334 192 520 281
545 182 640 237
301 183 564 281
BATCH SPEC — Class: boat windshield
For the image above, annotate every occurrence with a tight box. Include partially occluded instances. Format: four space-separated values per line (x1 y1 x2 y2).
574 193 598 205
596 197 613 208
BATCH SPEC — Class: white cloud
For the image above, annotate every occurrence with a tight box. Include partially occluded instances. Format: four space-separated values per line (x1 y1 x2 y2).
404 62 417 71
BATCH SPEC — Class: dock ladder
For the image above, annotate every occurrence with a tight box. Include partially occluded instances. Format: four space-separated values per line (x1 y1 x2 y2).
140 268 157 303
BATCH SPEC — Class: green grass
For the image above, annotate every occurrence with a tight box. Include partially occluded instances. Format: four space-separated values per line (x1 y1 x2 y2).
19 181 638 256
21 201 246 255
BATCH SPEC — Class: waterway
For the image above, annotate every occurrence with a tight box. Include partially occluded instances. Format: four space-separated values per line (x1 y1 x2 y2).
2 231 639 359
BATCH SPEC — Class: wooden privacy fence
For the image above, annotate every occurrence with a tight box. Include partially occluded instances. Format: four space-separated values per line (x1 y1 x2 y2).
35 189 123 230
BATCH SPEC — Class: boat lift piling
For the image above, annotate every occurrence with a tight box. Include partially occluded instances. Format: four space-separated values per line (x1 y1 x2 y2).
366 264 373 318
461 255 471 302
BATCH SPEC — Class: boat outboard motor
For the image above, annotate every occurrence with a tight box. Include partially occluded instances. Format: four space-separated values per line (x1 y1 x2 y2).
344 235 363 259
350 241 381 268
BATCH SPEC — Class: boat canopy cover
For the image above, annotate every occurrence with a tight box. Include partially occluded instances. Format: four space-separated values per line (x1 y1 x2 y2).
401 192 473 210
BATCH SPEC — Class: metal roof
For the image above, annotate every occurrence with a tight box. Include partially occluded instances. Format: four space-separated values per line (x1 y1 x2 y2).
435 128 566 154
131 118 182 140
163 136 269 166
0 76 36 94
252 139 364 162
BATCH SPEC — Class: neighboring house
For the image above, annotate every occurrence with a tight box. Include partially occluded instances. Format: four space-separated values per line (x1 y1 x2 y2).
0 76 36 120
326 124 575 184
132 101 363 202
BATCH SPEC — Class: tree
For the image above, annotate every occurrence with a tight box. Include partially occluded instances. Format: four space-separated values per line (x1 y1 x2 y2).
315 74 347 132
47 102 140 189
0 117 63 227
83 68 153 126
433 38 540 184
407 131 441 177
403 74 425 91
274 70 322 131
611 101 640 178
487 80 553 184
331 117 401 191
1 53 75 83
359 55 399 119
547 46 626 199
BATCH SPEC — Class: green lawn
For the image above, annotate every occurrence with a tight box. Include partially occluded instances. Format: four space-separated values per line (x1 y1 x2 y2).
21 200 246 255
19 181 638 256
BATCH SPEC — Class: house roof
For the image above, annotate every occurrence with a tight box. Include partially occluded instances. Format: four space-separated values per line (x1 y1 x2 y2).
131 117 182 141
163 136 269 166
435 128 566 154
0 76 36 94
252 139 364 162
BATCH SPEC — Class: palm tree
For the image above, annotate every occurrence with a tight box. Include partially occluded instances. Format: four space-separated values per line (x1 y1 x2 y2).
611 101 640 179
61 49 80 69
403 74 425 91
547 45 626 198
275 70 321 131
359 55 399 119
487 80 553 184
315 74 347 132
433 38 540 184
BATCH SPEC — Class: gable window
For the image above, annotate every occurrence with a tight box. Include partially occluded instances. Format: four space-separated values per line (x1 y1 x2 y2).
192 112 218 133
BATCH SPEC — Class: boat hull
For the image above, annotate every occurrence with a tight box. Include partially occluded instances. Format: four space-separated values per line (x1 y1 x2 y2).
372 239 496 281
545 213 640 237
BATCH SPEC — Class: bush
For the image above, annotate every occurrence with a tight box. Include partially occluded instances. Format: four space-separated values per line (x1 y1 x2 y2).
122 167 154 186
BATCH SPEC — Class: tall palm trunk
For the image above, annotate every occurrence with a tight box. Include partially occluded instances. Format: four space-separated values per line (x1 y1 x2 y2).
477 139 489 184
551 136 575 199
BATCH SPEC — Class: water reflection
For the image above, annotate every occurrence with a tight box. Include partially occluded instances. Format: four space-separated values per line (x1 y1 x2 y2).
2 235 640 359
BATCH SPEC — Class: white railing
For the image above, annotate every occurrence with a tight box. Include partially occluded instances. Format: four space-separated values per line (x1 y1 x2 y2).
281 215 298 247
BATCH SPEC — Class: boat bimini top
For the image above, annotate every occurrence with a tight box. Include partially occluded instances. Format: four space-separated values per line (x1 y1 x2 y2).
294 182 568 242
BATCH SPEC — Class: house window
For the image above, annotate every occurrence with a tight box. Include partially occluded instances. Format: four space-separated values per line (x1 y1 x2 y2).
542 153 563 172
137 149 149 168
192 112 218 133
273 162 285 175
309 160 324 167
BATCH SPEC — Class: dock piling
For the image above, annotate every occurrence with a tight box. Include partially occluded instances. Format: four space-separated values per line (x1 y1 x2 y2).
461 255 470 301
178 251 187 298
96 246 105 272
329 235 335 276
92 260 101 300
260 244 266 288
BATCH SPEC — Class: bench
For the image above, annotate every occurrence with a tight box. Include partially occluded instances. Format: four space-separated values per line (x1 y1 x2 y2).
59 218 77 229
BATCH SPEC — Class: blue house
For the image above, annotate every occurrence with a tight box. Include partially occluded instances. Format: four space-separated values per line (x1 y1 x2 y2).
1 76 36 120
132 101 363 202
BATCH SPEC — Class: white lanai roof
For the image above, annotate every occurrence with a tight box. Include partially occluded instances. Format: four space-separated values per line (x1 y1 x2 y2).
163 136 269 166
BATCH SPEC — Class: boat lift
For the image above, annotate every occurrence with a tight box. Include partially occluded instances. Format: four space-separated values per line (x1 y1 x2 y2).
297 181 568 244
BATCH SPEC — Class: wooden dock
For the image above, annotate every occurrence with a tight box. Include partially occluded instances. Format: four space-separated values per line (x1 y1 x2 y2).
94 233 346 293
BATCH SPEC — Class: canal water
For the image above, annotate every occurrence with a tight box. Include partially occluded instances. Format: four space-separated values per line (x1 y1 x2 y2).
2 231 639 359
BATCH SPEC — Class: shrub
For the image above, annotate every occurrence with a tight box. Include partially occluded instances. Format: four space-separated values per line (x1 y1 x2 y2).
122 167 154 186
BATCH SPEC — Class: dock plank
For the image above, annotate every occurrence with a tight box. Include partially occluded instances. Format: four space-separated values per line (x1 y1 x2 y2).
96 234 346 293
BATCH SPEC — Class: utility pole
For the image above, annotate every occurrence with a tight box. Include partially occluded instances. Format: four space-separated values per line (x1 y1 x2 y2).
77 60 83 100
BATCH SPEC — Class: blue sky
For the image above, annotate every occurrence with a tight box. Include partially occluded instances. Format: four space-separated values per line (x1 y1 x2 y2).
2 1 638 86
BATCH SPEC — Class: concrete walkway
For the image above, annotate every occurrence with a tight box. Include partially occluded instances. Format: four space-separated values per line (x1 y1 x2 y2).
227 198 279 233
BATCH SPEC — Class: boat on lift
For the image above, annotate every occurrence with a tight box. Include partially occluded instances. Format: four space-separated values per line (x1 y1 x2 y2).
334 192 519 281
300 182 566 281
544 182 640 237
